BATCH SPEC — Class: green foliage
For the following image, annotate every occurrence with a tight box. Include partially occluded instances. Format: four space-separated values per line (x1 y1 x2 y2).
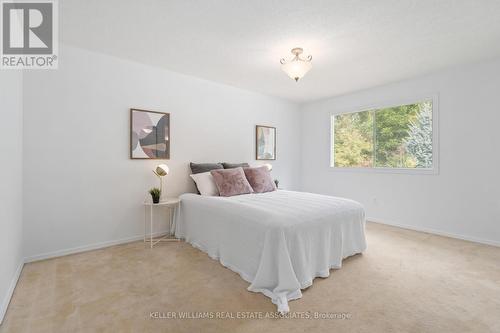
333 111 373 167
149 187 161 201
149 187 161 196
374 103 418 168
405 102 433 168
333 101 433 169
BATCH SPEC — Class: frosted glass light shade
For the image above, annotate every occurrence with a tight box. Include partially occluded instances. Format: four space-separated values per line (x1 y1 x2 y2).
280 47 312 82
281 59 312 82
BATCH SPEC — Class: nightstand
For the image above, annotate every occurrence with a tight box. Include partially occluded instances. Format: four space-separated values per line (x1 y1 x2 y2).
143 197 180 248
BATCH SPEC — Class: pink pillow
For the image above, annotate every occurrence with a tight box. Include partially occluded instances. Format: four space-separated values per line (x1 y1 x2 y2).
210 167 254 197
243 166 277 193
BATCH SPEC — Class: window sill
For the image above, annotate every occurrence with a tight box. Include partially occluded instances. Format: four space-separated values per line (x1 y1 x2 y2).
329 166 439 175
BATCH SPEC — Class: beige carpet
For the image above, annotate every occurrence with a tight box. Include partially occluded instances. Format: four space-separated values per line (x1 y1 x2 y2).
1 222 499 333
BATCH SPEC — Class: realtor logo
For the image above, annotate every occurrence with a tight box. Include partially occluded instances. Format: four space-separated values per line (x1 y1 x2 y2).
1 0 58 69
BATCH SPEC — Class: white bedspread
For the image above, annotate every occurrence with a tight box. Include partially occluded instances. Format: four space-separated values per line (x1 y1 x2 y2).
175 190 366 313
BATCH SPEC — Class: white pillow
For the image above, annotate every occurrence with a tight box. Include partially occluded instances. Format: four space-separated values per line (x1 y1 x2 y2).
190 172 220 196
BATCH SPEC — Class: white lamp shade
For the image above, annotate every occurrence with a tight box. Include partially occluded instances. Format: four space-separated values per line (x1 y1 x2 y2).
155 164 169 176
281 59 312 81
264 163 273 171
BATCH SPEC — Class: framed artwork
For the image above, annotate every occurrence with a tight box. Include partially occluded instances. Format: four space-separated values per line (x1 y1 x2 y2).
130 108 170 159
256 125 276 160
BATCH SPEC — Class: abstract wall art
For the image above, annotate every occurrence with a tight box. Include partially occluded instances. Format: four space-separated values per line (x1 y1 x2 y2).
130 109 170 159
256 125 276 160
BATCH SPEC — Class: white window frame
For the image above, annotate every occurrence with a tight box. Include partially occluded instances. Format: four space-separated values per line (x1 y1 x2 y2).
330 94 439 175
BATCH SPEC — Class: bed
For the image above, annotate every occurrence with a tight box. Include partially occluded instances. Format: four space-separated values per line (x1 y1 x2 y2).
174 190 366 313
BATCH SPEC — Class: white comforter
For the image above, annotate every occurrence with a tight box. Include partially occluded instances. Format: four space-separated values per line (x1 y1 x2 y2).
174 190 366 313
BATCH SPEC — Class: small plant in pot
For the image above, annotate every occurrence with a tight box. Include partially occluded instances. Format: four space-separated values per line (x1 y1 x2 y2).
274 179 279 189
149 187 161 204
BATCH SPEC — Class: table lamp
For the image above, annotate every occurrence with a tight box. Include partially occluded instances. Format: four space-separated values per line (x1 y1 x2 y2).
153 164 169 199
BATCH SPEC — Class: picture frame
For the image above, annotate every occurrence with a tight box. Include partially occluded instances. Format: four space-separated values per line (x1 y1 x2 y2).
130 108 170 159
256 125 276 160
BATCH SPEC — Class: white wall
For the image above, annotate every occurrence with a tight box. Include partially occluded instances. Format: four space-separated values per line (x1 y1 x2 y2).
16 44 500 266
0 71 23 323
22 44 301 260
301 59 500 246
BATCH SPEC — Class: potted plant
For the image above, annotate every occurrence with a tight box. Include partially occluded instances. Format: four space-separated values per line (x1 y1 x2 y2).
149 187 161 204
274 179 279 189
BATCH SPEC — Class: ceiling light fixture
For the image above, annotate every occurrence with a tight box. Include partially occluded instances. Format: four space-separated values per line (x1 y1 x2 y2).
280 47 312 82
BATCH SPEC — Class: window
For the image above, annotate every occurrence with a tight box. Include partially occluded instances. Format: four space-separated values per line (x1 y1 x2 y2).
331 99 435 171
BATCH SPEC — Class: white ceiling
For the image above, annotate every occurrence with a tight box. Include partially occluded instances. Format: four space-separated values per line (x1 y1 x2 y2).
61 0 500 103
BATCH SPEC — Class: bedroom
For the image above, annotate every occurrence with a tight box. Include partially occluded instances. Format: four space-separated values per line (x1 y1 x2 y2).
0 1 499 332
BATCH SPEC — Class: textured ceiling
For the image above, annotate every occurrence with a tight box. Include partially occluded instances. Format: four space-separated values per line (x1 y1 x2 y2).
61 0 500 103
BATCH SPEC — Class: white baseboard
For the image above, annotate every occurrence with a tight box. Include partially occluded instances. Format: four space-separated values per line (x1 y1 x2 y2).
367 217 500 247
0 261 24 325
24 231 169 263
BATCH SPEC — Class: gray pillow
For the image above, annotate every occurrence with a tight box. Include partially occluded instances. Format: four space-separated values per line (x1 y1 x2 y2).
190 162 223 174
222 162 250 169
189 163 224 194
